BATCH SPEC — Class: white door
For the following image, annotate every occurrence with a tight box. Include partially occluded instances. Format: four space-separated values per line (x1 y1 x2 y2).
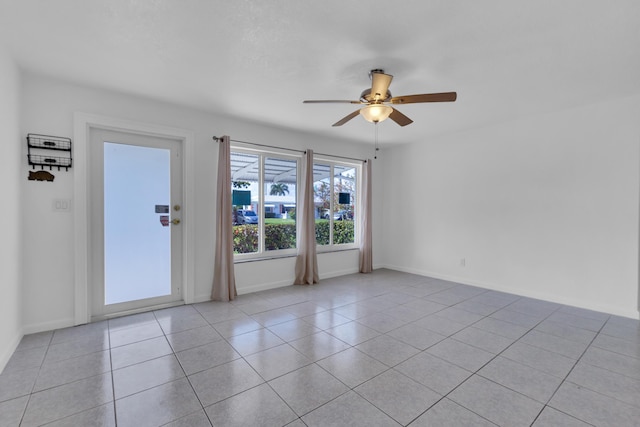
90 129 183 319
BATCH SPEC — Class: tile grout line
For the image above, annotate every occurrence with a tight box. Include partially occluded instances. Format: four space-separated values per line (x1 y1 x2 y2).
316 290 524 426
9 274 638 426
17 331 55 427
175 304 305 424
527 312 610 426
400 296 564 426
274 284 531 425
106 320 121 427
153 308 217 426
540 314 640 415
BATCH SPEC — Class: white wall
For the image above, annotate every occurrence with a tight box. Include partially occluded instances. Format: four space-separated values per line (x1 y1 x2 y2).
21 73 378 333
382 94 640 318
22 70 639 336
0 47 23 370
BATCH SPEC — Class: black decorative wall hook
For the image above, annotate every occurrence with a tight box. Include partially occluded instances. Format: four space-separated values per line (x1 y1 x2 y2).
27 134 72 171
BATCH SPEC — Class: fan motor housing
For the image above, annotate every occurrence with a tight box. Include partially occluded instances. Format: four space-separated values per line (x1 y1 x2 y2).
359 88 392 103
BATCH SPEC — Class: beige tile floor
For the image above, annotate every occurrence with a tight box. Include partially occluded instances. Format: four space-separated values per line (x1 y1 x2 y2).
1 269 639 426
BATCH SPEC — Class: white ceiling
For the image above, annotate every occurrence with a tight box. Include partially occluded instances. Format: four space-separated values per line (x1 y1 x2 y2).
2 1 639 145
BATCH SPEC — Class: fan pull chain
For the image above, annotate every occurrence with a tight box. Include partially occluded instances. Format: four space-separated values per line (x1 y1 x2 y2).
374 121 380 159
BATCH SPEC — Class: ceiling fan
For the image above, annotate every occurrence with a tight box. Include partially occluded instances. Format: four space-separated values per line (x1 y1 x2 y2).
303 69 457 127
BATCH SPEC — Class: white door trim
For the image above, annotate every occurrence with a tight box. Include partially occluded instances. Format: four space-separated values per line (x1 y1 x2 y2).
73 112 195 325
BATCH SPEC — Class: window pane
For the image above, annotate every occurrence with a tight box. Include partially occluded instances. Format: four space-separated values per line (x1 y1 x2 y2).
264 157 297 251
231 151 259 254
333 165 356 244
313 163 331 245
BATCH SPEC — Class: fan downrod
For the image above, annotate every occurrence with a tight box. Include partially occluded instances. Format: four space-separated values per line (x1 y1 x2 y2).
369 69 386 79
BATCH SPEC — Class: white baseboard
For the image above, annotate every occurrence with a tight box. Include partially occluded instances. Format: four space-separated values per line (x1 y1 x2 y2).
237 278 294 295
194 284 288 303
381 264 640 320
193 294 214 304
320 267 360 280
234 267 362 296
22 317 76 335
0 329 23 373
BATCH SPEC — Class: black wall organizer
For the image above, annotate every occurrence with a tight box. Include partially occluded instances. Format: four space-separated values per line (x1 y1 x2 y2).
27 133 72 171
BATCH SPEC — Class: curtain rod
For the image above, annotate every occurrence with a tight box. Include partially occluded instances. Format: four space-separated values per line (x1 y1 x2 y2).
212 136 367 163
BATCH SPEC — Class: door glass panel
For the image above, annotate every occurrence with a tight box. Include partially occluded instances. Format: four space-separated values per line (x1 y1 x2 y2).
103 142 171 305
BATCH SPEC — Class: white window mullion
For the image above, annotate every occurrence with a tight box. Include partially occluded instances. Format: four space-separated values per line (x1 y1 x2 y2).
258 154 265 254
355 165 362 245
329 164 334 245
296 158 302 248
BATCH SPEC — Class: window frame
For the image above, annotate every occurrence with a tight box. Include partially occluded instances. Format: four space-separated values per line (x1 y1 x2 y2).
231 146 301 261
313 156 361 253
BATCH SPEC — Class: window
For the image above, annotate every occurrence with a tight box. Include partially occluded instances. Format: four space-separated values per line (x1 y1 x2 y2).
231 149 298 257
313 161 358 248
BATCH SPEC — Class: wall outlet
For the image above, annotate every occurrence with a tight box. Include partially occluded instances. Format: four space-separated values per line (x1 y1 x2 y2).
460 258 466 267
52 199 72 212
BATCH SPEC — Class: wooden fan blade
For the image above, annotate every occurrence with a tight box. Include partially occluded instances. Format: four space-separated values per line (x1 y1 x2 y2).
390 92 457 104
332 109 361 127
303 100 361 104
388 108 413 126
370 72 393 101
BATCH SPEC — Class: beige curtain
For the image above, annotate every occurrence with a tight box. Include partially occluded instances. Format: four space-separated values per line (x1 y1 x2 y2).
212 135 237 301
359 159 373 273
294 149 319 285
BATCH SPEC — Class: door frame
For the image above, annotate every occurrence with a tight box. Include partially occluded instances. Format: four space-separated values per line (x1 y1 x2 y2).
91 130 184 319
73 112 195 325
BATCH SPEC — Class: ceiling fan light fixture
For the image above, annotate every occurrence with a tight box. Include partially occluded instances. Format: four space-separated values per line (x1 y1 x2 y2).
303 69 456 127
360 104 392 123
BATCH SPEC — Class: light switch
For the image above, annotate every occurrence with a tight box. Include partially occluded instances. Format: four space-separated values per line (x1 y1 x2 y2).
52 199 72 212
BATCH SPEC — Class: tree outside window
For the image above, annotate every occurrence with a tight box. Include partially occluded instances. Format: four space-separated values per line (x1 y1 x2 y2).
313 162 357 246
231 150 298 255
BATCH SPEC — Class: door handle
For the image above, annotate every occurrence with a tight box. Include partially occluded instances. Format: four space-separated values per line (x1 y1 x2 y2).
171 218 181 225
